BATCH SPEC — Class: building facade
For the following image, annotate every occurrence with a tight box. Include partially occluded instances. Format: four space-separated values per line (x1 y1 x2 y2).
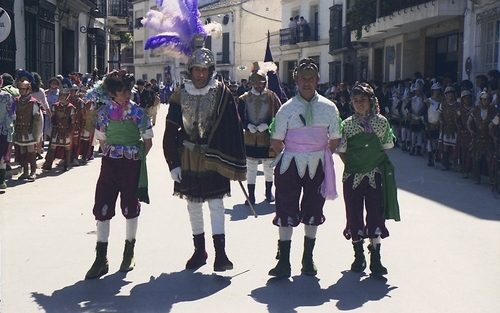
272 0 499 86
0 0 130 85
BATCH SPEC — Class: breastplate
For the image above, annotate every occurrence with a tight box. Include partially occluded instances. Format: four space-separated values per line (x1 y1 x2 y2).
411 97 424 117
180 87 218 141
246 92 269 124
427 99 440 124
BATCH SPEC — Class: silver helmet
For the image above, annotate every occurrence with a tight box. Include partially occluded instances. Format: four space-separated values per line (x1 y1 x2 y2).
187 48 215 70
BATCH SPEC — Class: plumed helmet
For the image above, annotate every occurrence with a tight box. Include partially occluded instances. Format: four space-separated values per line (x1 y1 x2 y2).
431 82 442 90
187 34 214 70
187 47 215 70
250 62 267 83
70 84 79 90
444 86 456 94
15 69 35 85
461 89 472 98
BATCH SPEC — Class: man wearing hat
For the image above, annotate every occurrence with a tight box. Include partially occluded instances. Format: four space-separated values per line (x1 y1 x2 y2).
42 83 76 172
423 82 443 166
0 74 15 189
268 58 341 278
468 91 497 184
439 86 460 171
338 82 399 276
457 89 474 178
238 62 282 204
13 76 42 182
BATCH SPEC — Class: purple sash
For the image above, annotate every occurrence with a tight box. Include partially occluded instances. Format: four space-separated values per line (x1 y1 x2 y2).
284 126 337 200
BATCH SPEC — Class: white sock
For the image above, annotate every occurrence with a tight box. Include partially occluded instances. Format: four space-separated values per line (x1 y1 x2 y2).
304 225 318 239
278 226 293 241
96 220 110 242
370 236 381 246
126 217 138 241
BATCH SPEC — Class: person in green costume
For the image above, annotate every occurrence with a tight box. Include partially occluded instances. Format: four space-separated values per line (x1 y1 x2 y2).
338 82 400 276
85 69 154 279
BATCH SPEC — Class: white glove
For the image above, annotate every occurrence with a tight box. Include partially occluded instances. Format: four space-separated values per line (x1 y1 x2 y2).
170 167 182 183
247 123 257 134
256 123 269 132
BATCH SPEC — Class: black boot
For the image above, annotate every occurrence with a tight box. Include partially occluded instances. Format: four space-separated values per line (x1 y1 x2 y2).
85 242 109 279
401 141 406 151
213 234 233 271
427 151 434 166
265 181 275 202
368 243 388 276
441 151 449 171
245 184 255 205
301 236 317 276
0 168 6 189
186 233 208 269
269 240 291 278
119 239 136 272
64 150 71 171
350 241 366 272
416 146 422 156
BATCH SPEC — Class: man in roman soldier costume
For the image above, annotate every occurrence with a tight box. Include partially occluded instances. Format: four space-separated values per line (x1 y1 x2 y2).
85 70 153 279
0 75 15 189
468 91 497 184
406 83 426 156
439 86 460 171
142 0 246 272
268 59 341 278
42 84 76 172
13 77 42 182
423 82 442 166
68 84 85 165
457 90 474 178
238 61 282 204
388 87 403 147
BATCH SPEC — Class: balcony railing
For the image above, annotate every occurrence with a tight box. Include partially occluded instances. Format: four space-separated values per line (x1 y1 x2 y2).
108 0 128 18
347 0 431 25
279 23 319 45
329 26 351 51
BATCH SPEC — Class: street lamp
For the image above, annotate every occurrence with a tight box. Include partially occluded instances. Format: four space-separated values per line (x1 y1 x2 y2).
80 7 100 33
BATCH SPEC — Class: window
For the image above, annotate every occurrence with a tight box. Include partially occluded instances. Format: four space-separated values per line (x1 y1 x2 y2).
476 16 500 73
135 40 144 58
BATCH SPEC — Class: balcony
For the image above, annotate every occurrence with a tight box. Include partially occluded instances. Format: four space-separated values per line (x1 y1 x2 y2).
107 0 130 34
348 0 467 42
329 26 351 53
279 23 319 46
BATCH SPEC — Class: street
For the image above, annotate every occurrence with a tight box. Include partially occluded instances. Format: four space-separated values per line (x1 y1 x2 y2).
1 106 499 313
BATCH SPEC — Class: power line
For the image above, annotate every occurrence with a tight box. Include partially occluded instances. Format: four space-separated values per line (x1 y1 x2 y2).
240 5 281 23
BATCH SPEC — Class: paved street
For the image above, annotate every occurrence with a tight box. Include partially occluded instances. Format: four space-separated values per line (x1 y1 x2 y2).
1 106 499 313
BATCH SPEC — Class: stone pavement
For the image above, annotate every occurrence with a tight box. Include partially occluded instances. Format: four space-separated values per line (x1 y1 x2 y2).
1 106 499 312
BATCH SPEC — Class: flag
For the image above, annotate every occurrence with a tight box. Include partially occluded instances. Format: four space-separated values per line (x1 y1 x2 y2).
264 31 288 102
